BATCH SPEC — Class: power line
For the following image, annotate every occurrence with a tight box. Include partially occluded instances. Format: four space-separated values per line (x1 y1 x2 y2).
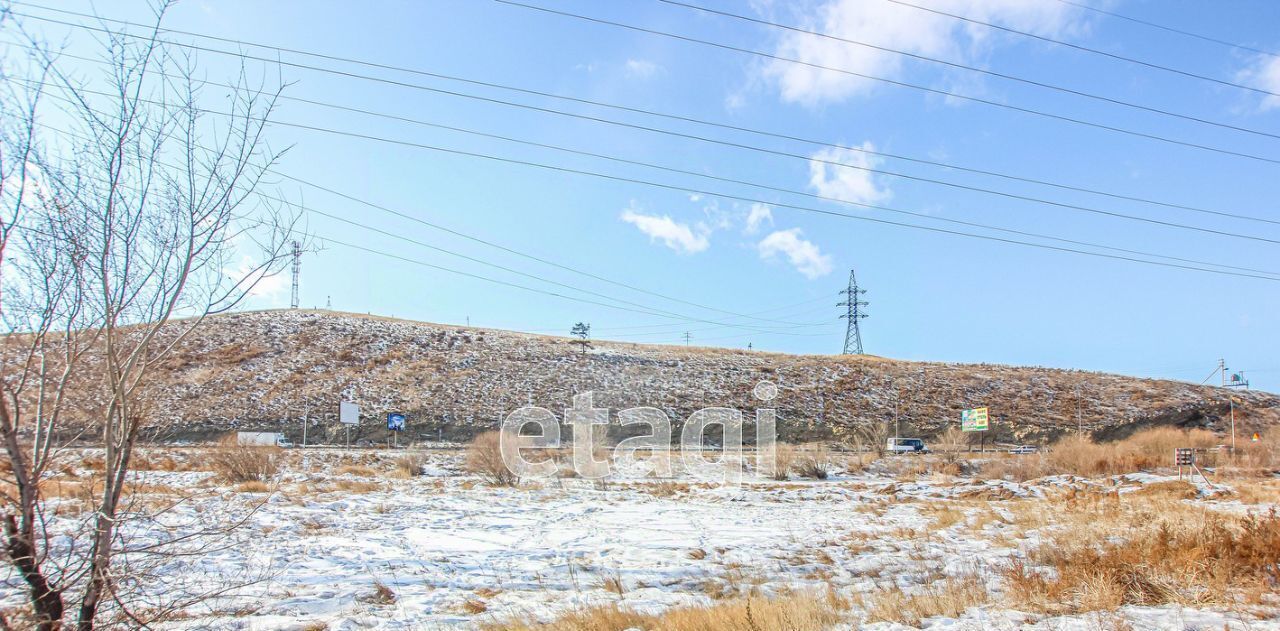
23 70 1280 279
33 124 828 337
28 88 1280 282
881 0 1280 98
257 120 1280 281
655 0 1280 141
490 0 1280 165
12 3 1279 226
22 43 1280 245
1049 0 1280 59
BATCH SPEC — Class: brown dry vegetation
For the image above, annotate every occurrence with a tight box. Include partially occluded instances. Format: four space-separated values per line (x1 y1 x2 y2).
858 575 989 625
466 431 519 487
1005 494 1280 613
208 440 280 483
484 592 845 631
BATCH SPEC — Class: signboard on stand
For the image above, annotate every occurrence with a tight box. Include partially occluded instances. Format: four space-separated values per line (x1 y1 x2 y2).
339 401 359 449
387 413 406 431
961 407 989 432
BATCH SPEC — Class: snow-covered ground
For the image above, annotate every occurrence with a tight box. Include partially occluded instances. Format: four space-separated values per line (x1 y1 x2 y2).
3 449 1277 630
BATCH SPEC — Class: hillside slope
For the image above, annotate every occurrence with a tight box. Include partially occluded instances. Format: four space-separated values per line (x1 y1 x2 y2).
102 310 1280 444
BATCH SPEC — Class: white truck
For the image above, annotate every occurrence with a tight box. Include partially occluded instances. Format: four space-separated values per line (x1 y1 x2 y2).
886 437 929 454
236 431 293 448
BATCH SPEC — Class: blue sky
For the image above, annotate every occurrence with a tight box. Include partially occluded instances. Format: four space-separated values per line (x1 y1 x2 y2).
9 0 1280 391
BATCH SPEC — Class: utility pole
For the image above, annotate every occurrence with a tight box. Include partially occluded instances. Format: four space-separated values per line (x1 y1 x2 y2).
683 331 691 346
290 240 301 309
1225 367 1250 451
1075 383 1083 434
838 269 869 354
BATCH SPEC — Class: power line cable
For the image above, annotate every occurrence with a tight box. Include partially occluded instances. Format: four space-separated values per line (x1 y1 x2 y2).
12 54 1280 252
881 0 1280 97
28 85 1280 281
655 0 1280 141
31 121 833 336
11 2 1278 226
490 0 1280 165
15 4 1280 169
1049 0 1280 59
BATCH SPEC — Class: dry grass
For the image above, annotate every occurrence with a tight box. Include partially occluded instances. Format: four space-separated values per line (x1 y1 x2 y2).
463 599 490 615
392 453 428 478
793 444 831 480
858 575 989 625
359 582 397 606
208 440 279 483
334 480 381 494
336 465 378 477
484 592 844 630
1046 428 1218 477
234 480 271 493
1004 499 1280 613
466 431 519 487
771 443 797 481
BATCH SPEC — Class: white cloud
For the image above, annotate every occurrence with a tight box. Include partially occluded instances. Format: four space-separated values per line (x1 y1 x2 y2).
744 203 774 234
808 142 891 204
757 228 832 279
625 59 661 79
761 0 1081 105
620 206 710 254
226 255 288 302
1237 54 1280 111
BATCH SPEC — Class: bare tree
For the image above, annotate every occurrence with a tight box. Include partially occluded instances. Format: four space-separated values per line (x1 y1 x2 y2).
1 6 301 628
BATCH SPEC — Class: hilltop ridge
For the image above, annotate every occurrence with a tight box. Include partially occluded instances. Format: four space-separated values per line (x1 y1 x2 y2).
71 310 1280 444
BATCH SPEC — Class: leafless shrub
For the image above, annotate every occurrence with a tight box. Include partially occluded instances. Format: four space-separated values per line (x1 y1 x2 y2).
466 431 519 487
210 440 280 484
770 443 797 480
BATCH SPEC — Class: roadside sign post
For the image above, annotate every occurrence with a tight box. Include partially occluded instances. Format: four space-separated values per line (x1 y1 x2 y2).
387 413 406 449
340 401 360 449
961 407 989 452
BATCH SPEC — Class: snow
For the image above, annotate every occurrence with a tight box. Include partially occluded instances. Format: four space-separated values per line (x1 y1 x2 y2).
3 449 1277 630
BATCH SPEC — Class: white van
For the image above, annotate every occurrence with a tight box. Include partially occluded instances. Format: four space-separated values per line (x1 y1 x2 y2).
886 437 928 454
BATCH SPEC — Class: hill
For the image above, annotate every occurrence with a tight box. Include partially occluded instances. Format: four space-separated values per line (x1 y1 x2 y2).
85 309 1273 446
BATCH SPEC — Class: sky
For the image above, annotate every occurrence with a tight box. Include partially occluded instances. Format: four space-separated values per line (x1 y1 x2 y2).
5 0 1280 392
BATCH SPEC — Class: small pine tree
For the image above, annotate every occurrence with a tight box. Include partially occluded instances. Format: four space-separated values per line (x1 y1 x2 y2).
570 322 592 355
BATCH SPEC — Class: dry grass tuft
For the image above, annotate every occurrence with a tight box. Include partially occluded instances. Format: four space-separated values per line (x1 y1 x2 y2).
858 575 989 625
466 431 519 487
336 465 378 477
208 440 279 483
793 444 831 480
360 581 397 606
463 599 489 615
770 443 797 480
234 480 271 493
392 454 428 478
484 592 842 630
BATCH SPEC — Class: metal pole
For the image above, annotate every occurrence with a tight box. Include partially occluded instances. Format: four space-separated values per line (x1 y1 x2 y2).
302 405 309 448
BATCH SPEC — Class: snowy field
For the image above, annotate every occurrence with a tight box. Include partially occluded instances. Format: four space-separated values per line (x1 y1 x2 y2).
3 448 1278 630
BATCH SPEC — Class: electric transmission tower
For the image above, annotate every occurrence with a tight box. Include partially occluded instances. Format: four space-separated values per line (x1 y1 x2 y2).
838 269 869 355
290 240 301 309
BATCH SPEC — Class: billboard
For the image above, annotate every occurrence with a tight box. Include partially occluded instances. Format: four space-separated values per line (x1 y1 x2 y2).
339 401 360 425
387 413 406 432
961 407 988 432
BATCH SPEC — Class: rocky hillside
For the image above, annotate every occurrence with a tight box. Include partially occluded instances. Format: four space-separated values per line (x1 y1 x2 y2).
75 310 1280 444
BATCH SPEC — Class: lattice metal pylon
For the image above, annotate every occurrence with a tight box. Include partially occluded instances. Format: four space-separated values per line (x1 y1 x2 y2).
838 269 868 355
